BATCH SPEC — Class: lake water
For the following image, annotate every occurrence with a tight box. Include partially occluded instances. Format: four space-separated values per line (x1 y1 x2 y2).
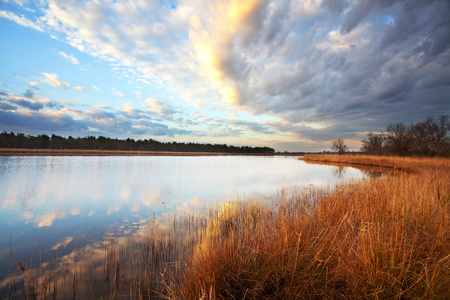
0 155 376 293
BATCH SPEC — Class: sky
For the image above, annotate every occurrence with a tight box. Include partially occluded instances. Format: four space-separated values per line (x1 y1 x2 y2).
0 0 449 152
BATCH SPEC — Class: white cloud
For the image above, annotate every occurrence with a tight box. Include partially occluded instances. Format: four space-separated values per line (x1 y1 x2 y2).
134 91 143 99
112 88 125 97
92 85 100 90
188 0 269 105
58 51 80 64
74 86 86 92
28 81 39 89
9 0 29 6
144 98 175 116
0 10 43 31
40 73 72 89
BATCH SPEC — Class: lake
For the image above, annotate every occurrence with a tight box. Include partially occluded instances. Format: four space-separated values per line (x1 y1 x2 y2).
0 155 377 295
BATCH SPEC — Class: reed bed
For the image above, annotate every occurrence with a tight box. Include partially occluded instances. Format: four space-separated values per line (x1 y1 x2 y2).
3 155 449 299
172 155 450 299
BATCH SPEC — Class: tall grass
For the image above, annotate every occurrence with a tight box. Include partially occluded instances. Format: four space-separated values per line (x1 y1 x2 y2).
173 155 450 299
3 155 449 299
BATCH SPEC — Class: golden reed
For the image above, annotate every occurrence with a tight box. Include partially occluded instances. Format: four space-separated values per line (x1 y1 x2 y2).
174 155 449 299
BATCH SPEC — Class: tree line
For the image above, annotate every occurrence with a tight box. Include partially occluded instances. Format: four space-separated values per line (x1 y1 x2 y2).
0 132 275 154
360 115 449 156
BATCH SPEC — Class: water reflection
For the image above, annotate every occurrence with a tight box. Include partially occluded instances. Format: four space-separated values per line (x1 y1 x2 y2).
0 155 381 297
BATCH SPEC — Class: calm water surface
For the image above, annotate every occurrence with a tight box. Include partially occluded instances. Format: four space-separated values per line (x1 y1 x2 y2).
0 155 373 286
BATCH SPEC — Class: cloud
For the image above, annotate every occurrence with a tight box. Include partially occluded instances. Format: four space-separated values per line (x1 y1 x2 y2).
74 86 86 92
144 98 175 119
22 89 35 98
0 10 43 31
1 90 65 111
58 51 80 64
187 0 447 136
112 88 125 97
189 0 267 105
231 120 275 134
92 85 100 90
0 0 448 152
0 102 17 110
121 106 148 119
0 109 88 132
40 73 72 89
12 99 44 111
84 109 117 120
132 120 191 136
28 81 39 90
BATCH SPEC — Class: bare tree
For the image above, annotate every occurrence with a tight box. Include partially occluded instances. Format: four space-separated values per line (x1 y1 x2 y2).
410 118 434 155
361 115 449 157
331 139 348 154
386 122 412 155
410 115 449 156
361 132 386 155
429 115 450 155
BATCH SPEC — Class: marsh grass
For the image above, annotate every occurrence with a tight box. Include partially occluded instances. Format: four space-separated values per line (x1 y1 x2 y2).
173 155 450 299
3 155 450 299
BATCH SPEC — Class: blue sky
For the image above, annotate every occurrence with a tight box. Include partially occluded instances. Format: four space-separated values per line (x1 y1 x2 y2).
0 0 449 152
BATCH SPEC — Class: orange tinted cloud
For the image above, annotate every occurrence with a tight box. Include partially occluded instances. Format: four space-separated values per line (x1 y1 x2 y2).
189 0 265 105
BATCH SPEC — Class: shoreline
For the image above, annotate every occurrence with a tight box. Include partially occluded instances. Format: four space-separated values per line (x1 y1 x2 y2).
0 148 302 156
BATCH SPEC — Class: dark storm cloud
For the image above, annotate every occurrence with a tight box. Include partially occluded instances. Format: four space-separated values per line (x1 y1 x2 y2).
13 99 44 111
23 89 35 98
340 0 396 34
0 110 88 132
220 0 449 144
321 0 346 14
1 90 65 111
0 102 17 110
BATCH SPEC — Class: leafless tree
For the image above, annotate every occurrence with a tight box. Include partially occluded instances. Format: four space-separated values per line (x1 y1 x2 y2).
386 122 412 155
361 115 449 157
410 118 434 155
361 132 386 155
429 115 450 155
331 139 348 154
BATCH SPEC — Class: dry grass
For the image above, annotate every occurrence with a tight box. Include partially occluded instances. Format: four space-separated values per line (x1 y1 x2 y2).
4 155 449 299
300 153 449 172
173 155 450 299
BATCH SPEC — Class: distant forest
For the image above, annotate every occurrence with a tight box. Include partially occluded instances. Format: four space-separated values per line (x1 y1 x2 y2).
0 131 275 154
